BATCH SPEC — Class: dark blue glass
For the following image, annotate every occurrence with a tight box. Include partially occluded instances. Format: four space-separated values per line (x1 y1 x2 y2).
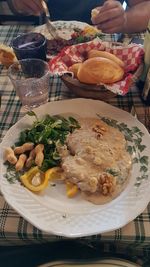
11 32 47 61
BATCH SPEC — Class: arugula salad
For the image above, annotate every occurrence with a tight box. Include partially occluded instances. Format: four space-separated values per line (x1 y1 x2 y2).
4 112 80 193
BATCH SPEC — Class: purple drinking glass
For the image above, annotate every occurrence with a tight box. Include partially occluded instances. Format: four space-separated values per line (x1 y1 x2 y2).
11 32 47 61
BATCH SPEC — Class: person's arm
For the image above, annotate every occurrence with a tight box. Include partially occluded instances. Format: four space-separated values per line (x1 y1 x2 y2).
7 0 20 14
92 0 150 33
7 0 44 15
125 0 150 33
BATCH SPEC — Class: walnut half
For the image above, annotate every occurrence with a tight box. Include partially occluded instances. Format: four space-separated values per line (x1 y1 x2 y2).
99 173 116 196
92 123 106 139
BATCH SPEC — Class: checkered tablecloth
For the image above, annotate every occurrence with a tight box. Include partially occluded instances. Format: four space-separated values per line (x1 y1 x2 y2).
0 25 150 259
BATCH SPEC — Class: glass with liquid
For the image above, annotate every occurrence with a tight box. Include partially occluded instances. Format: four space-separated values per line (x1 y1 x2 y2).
11 32 47 61
8 59 50 110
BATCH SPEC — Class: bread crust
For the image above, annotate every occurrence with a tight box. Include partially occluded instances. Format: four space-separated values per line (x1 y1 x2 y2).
88 50 125 68
77 57 124 84
0 44 17 67
68 63 82 78
91 8 99 19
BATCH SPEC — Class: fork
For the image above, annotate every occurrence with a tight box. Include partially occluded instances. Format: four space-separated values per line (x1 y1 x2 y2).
42 1 60 39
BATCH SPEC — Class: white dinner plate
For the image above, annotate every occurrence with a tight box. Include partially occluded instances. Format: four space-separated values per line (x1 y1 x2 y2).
34 20 89 40
0 99 150 237
39 258 140 267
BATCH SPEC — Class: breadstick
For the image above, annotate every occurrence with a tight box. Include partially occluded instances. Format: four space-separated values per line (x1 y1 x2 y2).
14 143 34 154
25 149 35 168
34 144 44 167
4 147 17 165
15 154 27 171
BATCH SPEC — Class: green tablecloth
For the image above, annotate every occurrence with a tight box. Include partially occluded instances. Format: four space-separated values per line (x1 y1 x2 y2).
0 25 150 261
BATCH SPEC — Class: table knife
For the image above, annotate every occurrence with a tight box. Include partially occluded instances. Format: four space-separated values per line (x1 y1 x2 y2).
42 1 60 39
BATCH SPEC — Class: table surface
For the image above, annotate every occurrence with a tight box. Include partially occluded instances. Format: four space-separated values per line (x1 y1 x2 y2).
0 24 150 251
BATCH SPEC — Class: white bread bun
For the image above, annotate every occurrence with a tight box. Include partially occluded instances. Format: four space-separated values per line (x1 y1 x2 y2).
88 50 125 68
91 8 100 19
77 57 124 84
68 63 82 78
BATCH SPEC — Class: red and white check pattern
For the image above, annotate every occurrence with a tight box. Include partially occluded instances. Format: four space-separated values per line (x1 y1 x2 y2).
49 38 144 95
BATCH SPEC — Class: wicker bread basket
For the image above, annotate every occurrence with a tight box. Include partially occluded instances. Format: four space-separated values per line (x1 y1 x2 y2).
61 62 143 100
61 75 115 100
49 40 144 100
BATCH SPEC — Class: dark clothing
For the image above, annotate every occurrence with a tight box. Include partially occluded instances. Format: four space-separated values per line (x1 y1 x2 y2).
8 0 125 24
48 0 124 24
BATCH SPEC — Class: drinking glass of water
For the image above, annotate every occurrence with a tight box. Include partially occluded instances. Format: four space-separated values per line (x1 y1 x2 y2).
8 58 50 110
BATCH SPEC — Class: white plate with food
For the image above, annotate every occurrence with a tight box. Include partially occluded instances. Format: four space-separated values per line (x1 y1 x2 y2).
0 99 150 237
34 20 103 55
34 20 89 40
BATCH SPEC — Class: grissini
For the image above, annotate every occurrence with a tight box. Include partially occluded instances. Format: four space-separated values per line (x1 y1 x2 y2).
77 57 124 84
88 50 125 68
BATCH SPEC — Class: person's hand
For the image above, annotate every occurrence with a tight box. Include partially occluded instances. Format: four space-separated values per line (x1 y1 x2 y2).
12 0 44 15
91 0 127 33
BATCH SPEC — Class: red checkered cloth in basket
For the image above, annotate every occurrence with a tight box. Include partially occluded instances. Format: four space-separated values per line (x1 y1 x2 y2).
49 38 144 95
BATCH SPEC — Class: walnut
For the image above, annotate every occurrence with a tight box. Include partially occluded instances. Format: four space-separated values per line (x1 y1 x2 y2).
100 127 106 132
92 123 106 139
99 173 116 196
96 133 102 140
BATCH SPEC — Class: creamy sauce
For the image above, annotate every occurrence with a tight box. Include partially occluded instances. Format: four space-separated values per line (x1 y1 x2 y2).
58 117 132 204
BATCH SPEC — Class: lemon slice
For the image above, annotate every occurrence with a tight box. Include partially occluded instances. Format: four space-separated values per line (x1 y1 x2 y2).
66 181 78 198
20 166 48 192
45 167 64 181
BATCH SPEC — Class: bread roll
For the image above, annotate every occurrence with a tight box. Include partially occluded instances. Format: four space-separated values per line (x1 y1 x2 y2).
77 57 124 84
68 63 82 78
0 44 17 67
88 50 125 68
91 8 100 19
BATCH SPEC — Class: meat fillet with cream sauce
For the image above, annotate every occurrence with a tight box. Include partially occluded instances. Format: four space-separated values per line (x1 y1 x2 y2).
57 117 132 204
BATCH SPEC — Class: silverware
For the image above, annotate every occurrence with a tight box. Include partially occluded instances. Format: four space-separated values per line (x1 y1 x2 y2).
42 1 60 39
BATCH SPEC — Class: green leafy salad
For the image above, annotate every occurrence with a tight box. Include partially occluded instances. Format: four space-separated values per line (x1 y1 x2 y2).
14 111 80 172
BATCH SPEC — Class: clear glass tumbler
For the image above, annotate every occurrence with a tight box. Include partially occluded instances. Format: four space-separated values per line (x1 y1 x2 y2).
8 58 50 110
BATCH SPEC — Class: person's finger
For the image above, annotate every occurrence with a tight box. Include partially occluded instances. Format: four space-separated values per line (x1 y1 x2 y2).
102 26 121 33
23 1 43 15
99 17 124 33
92 0 124 25
15 0 44 15
94 6 124 25
32 0 44 11
18 3 33 14
101 0 121 11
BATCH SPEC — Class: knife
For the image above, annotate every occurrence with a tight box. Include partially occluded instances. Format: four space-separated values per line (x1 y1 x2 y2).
42 1 60 39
